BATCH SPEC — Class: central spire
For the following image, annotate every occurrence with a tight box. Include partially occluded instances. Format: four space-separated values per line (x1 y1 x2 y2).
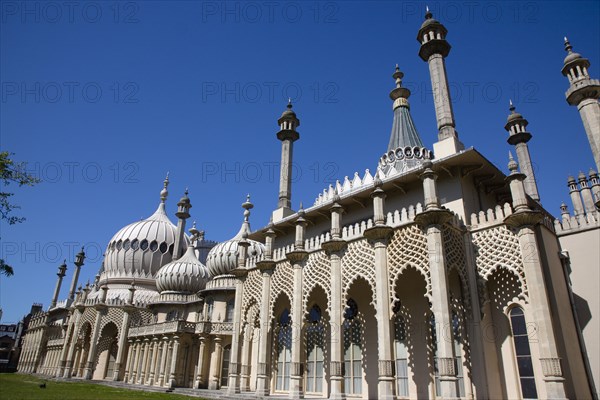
379 66 431 177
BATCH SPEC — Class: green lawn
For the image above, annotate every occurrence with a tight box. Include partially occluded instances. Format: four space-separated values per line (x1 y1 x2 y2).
0 373 207 400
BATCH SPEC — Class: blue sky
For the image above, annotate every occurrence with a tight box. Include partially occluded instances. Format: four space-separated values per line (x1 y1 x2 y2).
1 0 599 323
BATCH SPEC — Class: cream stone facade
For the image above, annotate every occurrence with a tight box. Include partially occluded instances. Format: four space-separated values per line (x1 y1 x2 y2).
17 12 599 400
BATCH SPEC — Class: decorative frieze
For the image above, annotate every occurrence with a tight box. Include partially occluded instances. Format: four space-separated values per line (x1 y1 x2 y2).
540 357 563 377
290 362 303 376
330 361 344 376
378 360 395 377
437 357 455 377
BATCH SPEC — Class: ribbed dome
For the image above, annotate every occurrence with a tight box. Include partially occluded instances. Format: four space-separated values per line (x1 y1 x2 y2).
205 196 265 277
100 176 189 283
155 245 210 294
564 50 582 64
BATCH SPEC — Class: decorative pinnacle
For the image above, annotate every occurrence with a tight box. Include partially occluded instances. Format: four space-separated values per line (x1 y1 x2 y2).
508 151 518 172
160 172 170 203
509 99 515 112
564 36 573 53
425 5 432 19
242 194 253 221
393 65 404 88
287 98 292 108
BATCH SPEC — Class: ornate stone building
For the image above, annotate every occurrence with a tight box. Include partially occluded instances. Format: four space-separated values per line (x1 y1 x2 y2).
18 12 599 400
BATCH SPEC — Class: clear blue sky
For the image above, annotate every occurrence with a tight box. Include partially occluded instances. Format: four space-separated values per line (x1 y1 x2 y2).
1 1 599 323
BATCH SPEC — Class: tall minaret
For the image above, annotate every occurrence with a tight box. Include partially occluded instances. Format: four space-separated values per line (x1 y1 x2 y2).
561 37 600 170
173 189 192 260
504 101 540 202
50 260 67 308
273 100 300 223
417 7 464 158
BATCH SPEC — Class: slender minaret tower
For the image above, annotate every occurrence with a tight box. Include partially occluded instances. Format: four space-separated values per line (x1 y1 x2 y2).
67 247 86 301
273 100 300 222
417 7 464 158
561 37 600 170
578 172 596 215
173 188 192 259
589 168 600 209
50 260 67 308
504 101 540 201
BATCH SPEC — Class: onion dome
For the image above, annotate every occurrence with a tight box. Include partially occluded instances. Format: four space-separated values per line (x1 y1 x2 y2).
563 37 583 64
155 242 210 294
101 174 189 283
205 195 265 277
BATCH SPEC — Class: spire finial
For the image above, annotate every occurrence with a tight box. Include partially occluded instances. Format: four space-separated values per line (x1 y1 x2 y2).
392 65 404 89
564 36 573 53
425 5 432 19
242 194 253 222
160 172 170 203
508 151 518 172
509 99 515 113
287 98 292 109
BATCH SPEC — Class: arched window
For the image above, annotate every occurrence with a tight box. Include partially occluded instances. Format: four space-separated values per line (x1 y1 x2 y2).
394 313 409 397
275 309 292 391
306 305 324 394
344 298 362 395
225 299 235 322
510 307 537 399
221 344 231 388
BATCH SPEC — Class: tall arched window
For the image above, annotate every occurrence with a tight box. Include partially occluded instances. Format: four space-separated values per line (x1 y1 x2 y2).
306 305 325 394
225 299 235 322
344 298 362 395
221 344 231 388
510 307 537 399
394 313 409 397
275 309 292 391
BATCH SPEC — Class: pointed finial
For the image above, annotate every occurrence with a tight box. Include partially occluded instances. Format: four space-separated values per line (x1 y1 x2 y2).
508 151 518 172
509 99 515 112
287 98 292 109
392 65 404 88
160 172 170 203
564 36 573 53
242 194 253 221
185 187 189 196
425 5 432 19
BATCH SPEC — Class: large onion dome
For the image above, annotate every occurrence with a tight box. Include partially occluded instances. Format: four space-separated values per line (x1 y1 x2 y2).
155 242 210 294
206 195 265 277
101 175 189 283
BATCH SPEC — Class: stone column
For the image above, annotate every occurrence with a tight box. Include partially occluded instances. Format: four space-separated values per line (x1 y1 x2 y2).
83 286 107 380
113 310 131 381
256 223 276 396
414 161 458 399
167 336 180 388
148 338 160 385
321 197 347 400
208 336 223 390
139 338 151 384
158 337 169 387
504 160 567 399
287 208 308 399
240 327 252 392
364 179 395 400
60 310 82 377
227 237 249 394
194 335 207 389
123 340 134 382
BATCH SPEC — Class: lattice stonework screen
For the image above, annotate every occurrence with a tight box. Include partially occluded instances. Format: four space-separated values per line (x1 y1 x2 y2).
303 251 332 314
471 226 528 299
269 260 293 319
443 227 470 306
387 225 430 300
242 269 263 321
341 239 376 303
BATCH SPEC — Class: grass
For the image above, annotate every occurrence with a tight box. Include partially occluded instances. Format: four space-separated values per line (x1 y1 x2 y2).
0 373 207 400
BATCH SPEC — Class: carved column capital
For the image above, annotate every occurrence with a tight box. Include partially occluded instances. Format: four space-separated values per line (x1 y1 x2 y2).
321 239 347 256
378 359 395 377
437 357 456 377
540 357 563 377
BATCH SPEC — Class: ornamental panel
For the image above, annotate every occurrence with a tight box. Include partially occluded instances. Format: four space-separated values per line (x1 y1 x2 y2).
303 251 331 314
269 260 294 319
341 239 376 304
388 225 431 300
443 227 471 308
242 268 262 318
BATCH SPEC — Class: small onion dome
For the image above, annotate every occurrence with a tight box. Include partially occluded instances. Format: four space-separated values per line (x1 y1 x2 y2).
155 245 210 294
563 37 582 64
506 100 523 123
280 99 297 119
206 195 265 277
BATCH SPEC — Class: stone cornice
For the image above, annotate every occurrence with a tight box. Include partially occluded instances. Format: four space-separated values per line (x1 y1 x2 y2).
363 225 394 242
321 238 347 255
286 250 308 264
231 267 248 278
419 39 451 61
504 209 543 229
414 208 454 228
507 131 532 145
